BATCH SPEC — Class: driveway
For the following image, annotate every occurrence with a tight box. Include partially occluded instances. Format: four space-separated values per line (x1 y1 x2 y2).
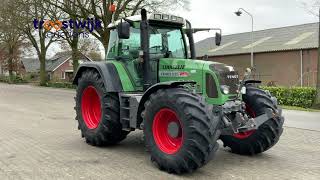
0 83 319 180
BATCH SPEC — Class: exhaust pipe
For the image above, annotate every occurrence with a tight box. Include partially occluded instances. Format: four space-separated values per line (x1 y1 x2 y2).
140 9 152 91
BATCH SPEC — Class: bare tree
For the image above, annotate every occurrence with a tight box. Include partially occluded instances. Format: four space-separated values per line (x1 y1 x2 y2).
17 0 61 85
49 0 86 74
301 0 320 16
87 51 103 61
60 37 101 59
0 0 24 79
302 0 320 108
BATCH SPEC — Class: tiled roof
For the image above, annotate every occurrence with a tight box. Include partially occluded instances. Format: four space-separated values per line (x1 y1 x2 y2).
195 22 319 57
21 51 92 73
21 58 39 73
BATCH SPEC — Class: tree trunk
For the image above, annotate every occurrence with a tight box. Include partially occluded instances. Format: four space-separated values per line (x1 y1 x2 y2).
39 52 47 86
72 49 79 75
8 59 13 82
313 11 320 109
71 38 79 76
8 52 14 79
70 16 80 75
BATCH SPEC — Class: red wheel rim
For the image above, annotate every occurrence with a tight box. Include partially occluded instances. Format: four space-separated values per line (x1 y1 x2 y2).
81 86 102 129
152 108 183 154
233 104 256 139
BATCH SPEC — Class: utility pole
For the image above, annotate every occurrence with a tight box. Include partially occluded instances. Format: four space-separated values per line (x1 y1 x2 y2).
313 7 320 108
235 8 254 68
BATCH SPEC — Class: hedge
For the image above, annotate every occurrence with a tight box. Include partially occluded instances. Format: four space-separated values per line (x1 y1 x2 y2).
44 82 76 89
261 86 316 108
0 75 28 84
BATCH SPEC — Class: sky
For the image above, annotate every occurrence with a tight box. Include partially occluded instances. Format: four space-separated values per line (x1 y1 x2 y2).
175 0 318 42
46 0 318 58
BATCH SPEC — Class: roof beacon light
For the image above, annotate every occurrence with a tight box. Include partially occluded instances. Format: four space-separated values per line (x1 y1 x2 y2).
109 4 116 13
171 16 177 21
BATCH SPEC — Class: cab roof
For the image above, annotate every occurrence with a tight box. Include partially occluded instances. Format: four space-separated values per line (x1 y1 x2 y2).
107 13 186 28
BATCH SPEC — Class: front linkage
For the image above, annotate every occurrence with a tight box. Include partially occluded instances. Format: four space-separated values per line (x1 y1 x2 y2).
219 99 282 136
220 98 284 156
219 68 282 137
218 71 284 155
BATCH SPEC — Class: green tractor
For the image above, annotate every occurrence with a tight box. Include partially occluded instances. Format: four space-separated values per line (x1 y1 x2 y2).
73 9 284 174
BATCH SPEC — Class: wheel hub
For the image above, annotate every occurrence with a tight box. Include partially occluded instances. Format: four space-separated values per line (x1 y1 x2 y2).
168 122 180 138
81 86 102 129
152 108 183 154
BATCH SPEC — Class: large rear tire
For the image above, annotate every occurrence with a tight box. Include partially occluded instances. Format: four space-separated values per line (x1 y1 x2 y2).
143 88 220 173
75 69 129 146
220 86 284 155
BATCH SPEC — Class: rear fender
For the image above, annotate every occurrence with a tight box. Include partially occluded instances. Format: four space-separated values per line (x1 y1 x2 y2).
72 62 123 92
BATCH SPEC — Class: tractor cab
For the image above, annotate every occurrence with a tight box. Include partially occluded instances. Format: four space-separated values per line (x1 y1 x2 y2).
106 13 190 90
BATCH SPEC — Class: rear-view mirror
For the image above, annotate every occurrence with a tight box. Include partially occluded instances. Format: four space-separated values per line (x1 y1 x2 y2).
117 21 130 39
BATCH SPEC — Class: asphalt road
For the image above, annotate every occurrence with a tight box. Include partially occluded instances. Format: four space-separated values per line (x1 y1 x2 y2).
0 83 319 180
283 110 320 131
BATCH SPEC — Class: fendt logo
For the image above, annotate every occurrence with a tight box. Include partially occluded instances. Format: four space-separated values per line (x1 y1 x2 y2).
162 65 185 70
227 74 239 79
33 18 102 38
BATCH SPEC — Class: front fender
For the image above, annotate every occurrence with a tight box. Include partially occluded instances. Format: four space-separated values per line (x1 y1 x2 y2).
136 81 196 128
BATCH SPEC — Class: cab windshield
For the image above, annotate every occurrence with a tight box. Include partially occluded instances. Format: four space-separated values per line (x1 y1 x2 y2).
107 26 187 59
148 26 186 58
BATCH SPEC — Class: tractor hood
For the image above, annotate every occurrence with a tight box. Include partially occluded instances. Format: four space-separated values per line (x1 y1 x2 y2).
158 58 208 85
158 58 240 104
158 58 238 82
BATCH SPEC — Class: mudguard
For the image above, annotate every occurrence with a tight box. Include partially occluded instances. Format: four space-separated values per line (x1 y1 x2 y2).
244 80 262 84
136 81 196 127
72 62 123 92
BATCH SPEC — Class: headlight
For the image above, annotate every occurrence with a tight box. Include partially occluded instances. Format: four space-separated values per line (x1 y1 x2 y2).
240 86 246 94
221 85 230 94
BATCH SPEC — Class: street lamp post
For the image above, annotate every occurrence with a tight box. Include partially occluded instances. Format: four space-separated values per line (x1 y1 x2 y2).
235 8 254 68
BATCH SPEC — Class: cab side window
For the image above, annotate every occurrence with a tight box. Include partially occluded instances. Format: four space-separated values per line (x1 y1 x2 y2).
106 30 118 60
167 30 185 58
150 34 162 54
120 28 140 59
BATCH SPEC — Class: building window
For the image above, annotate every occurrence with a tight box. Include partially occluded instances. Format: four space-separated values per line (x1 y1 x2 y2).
61 72 66 79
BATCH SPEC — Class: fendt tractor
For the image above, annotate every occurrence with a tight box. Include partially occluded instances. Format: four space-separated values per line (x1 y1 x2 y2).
72 9 284 173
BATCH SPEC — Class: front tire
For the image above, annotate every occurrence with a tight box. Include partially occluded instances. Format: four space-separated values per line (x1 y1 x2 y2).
75 69 129 146
220 86 284 155
143 88 220 173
